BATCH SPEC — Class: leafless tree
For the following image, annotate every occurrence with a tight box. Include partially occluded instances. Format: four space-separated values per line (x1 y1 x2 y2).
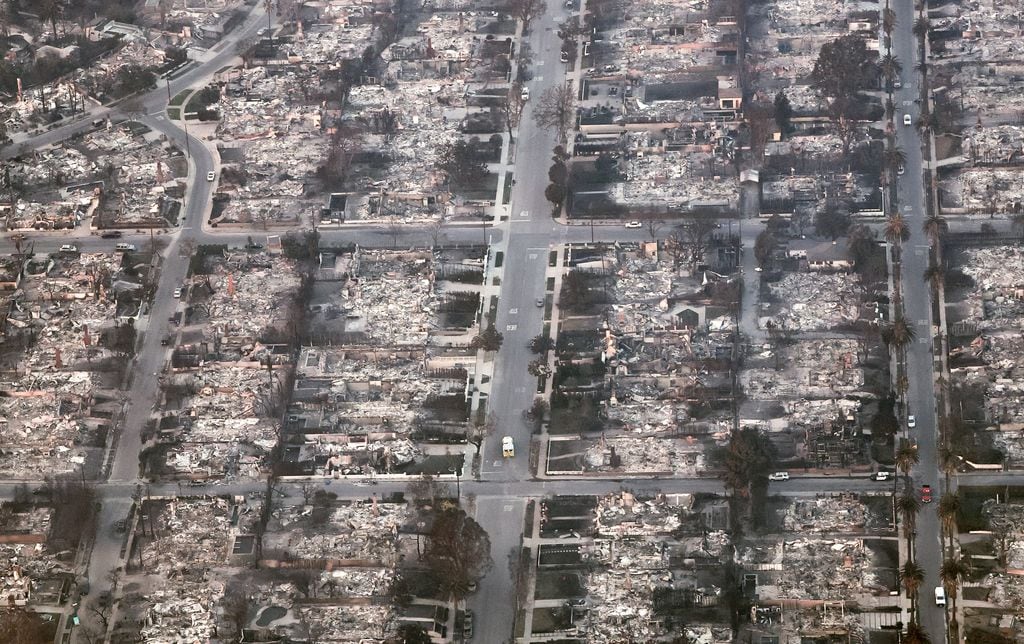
532 84 577 143
503 82 526 141
466 413 496 455
641 212 663 240
429 219 445 249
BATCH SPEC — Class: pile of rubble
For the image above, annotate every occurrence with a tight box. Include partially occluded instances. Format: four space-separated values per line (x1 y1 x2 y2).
264 501 408 563
612 151 738 208
584 436 702 475
958 246 1024 328
781 495 868 533
143 498 237 576
766 273 863 331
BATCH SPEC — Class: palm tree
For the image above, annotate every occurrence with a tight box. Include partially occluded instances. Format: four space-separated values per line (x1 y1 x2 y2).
940 556 968 632
922 215 948 243
938 444 959 485
938 490 962 551
880 54 903 83
884 146 906 174
912 17 930 39
38 0 61 39
885 214 910 245
895 439 920 478
900 560 926 615
904 621 932 644
882 8 897 36
923 264 945 290
889 317 917 364
897 491 921 554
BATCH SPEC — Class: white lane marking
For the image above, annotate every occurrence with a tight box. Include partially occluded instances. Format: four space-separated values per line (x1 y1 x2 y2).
509 308 519 314
506 324 518 331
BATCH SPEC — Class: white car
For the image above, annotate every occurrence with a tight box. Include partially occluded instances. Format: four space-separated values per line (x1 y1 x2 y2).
897 165 905 175
173 287 183 299
768 471 790 482
903 114 912 126
502 436 515 458
59 244 78 253
908 415 917 428
206 171 216 182
624 221 642 229
521 87 530 101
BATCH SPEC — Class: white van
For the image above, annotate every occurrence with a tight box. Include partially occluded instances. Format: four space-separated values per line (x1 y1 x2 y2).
115 243 136 252
935 586 946 606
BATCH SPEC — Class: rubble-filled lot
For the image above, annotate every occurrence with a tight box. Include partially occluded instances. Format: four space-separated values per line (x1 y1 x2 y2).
531 493 734 643
4 122 187 231
548 241 739 475
947 245 1024 466
569 2 742 219
763 272 865 331
210 4 517 225
281 247 481 477
1 251 156 477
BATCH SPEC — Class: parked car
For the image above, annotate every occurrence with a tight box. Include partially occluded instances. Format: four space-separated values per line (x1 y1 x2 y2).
100 231 123 239
560 51 569 62
206 171 216 182
624 220 642 229
870 471 893 481
921 484 932 503
897 165 905 175
502 436 515 458
59 244 78 253
768 471 790 482
935 586 946 606
521 87 530 101
173 287 183 299
115 243 136 252
908 415 917 428
536 298 544 307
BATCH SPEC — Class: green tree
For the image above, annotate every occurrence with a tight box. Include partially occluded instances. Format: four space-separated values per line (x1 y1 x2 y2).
38 0 62 39
529 334 554 354
470 325 504 352
900 561 926 616
923 264 945 290
938 491 961 549
437 140 488 191
879 54 903 84
814 207 850 240
811 34 878 101
922 215 948 242
754 230 777 268
896 491 920 549
424 508 493 599
904 621 932 644
773 91 793 137
846 223 876 268
884 213 910 245
721 427 775 500
940 556 967 631
544 182 567 209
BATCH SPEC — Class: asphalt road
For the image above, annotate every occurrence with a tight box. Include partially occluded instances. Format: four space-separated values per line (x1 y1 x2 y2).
465 2 583 638
891 5 946 642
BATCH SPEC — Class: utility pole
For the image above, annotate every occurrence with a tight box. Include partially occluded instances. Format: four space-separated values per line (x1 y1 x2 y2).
181 119 191 158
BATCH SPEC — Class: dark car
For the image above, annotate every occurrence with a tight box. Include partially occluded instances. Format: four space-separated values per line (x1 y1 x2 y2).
921 485 932 503
100 231 123 239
